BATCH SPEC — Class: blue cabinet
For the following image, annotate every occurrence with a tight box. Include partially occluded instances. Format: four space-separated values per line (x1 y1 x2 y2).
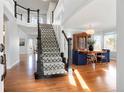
73 51 87 65
73 49 110 65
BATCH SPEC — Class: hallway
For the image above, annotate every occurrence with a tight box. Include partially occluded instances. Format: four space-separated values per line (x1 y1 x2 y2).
4 54 116 92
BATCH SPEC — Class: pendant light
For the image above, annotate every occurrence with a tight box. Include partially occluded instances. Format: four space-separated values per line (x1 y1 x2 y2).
86 24 95 35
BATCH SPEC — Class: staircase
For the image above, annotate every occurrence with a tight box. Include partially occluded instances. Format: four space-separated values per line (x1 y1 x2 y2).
40 24 66 76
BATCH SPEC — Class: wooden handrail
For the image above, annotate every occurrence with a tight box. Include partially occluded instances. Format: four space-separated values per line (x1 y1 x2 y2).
16 3 28 10
62 30 68 41
17 4 38 12
53 0 59 12
62 30 72 73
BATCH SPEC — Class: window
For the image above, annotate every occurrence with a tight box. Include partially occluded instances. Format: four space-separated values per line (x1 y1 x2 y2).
31 17 37 24
31 17 43 24
104 32 116 52
94 35 102 50
40 18 43 24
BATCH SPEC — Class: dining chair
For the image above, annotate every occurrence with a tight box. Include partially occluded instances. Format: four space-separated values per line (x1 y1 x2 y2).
87 52 97 64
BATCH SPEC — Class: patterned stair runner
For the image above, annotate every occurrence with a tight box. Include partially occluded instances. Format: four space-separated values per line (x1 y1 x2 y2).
40 24 66 75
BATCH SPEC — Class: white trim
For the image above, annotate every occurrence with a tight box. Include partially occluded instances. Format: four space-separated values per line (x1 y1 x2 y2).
7 60 20 69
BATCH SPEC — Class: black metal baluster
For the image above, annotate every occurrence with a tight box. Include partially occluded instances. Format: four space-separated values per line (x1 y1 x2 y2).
14 1 17 18
27 8 30 23
20 14 23 20
52 11 54 23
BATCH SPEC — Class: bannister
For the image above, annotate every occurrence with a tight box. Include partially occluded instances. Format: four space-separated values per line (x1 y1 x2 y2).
53 0 59 13
13 0 38 23
16 3 28 10
16 13 22 20
62 30 72 73
62 30 68 41
35 9 44 79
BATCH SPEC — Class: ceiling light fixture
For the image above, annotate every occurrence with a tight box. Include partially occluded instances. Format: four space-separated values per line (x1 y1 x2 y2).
86 24 95 35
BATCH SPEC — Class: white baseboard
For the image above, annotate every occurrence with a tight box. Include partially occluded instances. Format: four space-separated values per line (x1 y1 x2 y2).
7 60 20 69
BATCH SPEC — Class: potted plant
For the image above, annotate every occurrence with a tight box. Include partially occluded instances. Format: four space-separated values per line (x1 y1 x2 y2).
87 39 96 51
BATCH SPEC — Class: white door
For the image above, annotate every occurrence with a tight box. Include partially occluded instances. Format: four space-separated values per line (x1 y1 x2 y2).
28 39 34 54
0 1 4 92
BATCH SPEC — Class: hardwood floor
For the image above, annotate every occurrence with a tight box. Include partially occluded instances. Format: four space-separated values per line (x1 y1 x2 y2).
4 54 116 92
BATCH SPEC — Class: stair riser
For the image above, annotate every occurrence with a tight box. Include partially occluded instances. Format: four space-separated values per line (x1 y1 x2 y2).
39 24 66 76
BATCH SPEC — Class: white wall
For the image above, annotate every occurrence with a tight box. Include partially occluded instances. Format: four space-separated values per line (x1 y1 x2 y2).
0 0 15 91
47 2 56 24
4 1 19 69
117 0 124 91
18 27 37 54
53 0 65 54
18 27 28 54
4 0 14 16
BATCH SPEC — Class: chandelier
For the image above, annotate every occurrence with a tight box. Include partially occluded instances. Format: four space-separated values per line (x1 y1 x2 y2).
85 25 95 35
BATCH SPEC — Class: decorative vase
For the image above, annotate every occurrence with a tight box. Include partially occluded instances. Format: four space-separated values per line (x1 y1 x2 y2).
89 45 94 51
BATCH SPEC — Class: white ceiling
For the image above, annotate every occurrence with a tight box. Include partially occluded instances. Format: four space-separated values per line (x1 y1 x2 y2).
63 0 116 32
63 0 93 24
18 0 116 36
16 0 58 14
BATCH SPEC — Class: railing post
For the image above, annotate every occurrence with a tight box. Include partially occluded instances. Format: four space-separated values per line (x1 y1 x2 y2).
52 11 54 23
35 9 44 79
62 30 72 74
67 38 72 74
20 14 23 20
37 9 40 28
14 1 17 18
27 8 30 23
37 9 41 73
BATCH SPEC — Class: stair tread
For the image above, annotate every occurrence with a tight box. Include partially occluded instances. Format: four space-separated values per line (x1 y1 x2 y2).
44 69 67 75
39 24 66 76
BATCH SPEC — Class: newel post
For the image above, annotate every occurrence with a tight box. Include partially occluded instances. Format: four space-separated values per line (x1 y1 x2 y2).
35 9 44 79
67 38 72 73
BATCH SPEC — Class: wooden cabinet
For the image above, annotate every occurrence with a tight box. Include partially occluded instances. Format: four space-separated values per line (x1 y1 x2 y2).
72 32 110 65
73 32 90 50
